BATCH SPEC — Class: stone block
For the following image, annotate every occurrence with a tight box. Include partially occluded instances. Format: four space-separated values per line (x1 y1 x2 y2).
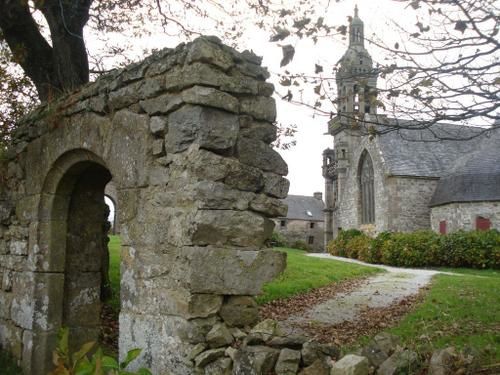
204 357 232 375
428 347 458 375
240 96 276 122
186 37 234 71
239 116 277 144
224 163 264 193
300 359 330 375
192 209 273 247
119 312 194 375
167 105 239 153
33 272 64 331
150 116 168 136
181 247 286 295
152 139 165 156
250 194 288 218
62 271 101 327
178 181 252 211
330 354 369 375
263 173 290 199
11 271 35 329
182 86 239 113
237 137 288 176
275 348 301 375
206 323 233 348
377 349 420 375
140 93 183 115
301 341 340 366
108 81 142 110
0 290 13 318
267 335 307 350
194 347 226 367
233 346 279 375
108 110 150 188
246 319 281 344
219 296 259 327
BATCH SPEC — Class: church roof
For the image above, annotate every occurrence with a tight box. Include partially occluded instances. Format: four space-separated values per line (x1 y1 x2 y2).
280 195 324 221
429 133 500 206
376 120 495 178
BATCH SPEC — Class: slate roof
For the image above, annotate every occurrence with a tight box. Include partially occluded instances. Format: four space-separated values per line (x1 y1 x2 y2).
281 195 324 221
429 134 500 206
376 120 493 178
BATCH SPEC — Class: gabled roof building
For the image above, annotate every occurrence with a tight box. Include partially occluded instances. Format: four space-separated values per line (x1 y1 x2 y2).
322 7 500 247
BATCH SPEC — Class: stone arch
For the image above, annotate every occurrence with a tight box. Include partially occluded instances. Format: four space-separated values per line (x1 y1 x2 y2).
32 149 113 374
358 149 375 224
1 37 288 375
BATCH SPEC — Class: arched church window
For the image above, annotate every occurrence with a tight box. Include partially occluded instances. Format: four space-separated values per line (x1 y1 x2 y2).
359 150 375 224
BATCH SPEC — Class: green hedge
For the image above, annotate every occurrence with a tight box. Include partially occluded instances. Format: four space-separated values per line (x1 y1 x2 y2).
327 229 500 269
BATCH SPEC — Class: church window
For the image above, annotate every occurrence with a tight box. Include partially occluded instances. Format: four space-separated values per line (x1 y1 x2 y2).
476 216 491 231
310 222 315 229
359 150 375 224
341 149 346 159
439 220 447 234
280 220 286 228
308 236 315 245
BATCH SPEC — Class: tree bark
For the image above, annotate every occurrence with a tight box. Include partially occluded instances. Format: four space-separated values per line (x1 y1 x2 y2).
0 0 92 101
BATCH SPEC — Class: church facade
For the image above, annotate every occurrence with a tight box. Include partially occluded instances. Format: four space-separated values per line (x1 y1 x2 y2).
322 7 500 247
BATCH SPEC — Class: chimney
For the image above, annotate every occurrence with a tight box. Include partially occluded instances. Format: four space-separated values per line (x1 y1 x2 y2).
313 192 323 200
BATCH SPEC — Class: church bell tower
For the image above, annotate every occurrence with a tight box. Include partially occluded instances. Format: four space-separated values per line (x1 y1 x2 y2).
323 6 379 248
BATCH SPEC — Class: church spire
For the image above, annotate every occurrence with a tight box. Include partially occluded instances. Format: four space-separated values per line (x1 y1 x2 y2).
350 5 364 47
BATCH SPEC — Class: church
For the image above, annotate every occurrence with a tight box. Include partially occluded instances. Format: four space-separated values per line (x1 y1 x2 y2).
322 7 500 246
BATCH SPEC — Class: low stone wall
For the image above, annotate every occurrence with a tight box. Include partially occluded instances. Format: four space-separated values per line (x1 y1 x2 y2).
431 201 500 232
0 36 289 374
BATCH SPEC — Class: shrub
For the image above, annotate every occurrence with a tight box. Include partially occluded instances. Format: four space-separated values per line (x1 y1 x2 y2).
346 234 372 260
380 231 441 267
439 229 500 269
291 240 311 251
327 229 363 257
267 231 288 247
366 231 392 264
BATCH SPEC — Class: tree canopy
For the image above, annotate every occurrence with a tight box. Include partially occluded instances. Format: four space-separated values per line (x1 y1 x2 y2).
0 0 498 145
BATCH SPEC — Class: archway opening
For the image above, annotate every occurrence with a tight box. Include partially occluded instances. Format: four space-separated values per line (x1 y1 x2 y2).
49 160 116 354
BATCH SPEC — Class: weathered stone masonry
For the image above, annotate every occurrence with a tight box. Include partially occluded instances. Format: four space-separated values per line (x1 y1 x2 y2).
0 36 288 374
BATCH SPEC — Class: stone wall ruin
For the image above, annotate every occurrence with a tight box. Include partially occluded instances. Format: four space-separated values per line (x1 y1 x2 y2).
0 36 289 374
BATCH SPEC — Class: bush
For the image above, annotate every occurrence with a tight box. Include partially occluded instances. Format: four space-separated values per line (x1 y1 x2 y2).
439 229 500 269
346 234 372 260
291 240 311 251
380 231 441 267
327 229 363 257
327 228 499 269
267 231 288 247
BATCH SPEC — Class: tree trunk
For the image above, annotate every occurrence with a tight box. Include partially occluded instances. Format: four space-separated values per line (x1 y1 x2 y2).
0 0 92 101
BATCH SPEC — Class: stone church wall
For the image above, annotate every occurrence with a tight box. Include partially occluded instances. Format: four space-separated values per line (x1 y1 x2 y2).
386 177 438 232
431 201 500 232
334 134 390 234
0 36 288 374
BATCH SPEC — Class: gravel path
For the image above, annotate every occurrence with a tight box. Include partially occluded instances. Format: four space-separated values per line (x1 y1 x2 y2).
283 254 452 330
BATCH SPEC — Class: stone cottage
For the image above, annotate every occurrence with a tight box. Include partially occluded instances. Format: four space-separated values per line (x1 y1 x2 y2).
274 193 325 252
322 7 500 246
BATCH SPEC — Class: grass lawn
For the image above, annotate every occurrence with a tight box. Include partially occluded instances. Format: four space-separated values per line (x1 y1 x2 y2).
107 235 121 313
255 247 382 304
385 268 500 364
0 350 20 375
